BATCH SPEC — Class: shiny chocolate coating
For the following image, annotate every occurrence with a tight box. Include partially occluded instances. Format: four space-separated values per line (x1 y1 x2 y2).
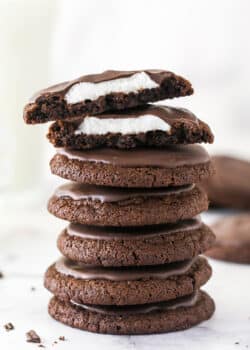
70 291 199 315
57 144 210 168
67 217 202 240
55 256 197 281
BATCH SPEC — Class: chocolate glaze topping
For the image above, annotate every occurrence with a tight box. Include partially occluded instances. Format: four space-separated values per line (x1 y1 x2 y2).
74 104 198 123
54 183 194 203
57 144 210 168
30 70 191 103
67 217 202 240
55 256 197 281
70 291 199 315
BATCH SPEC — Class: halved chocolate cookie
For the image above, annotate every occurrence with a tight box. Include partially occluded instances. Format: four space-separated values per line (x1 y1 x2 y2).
48 291 215 334
50 145 214 188
57 219 215 266
47 105 213 149
23 70 193 124
44 256 211 305
47 183 208 226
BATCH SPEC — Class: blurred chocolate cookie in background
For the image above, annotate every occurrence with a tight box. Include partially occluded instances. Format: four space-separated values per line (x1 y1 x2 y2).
203 155 250 209
206 213 250 264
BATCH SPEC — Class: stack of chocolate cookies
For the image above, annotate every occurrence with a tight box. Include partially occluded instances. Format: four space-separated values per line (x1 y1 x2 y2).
24 69 215 335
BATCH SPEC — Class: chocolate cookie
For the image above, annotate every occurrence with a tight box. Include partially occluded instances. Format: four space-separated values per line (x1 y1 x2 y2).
44 256 211 305
50 145 214 188
47 183 208 226
47 105 213 149
23 70 193 124
203 155 250 209
206 214 250 264
48 290 215 334
57 219 215 266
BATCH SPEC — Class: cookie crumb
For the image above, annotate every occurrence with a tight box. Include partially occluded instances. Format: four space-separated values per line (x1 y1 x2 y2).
0 271 4 278
26 330 41 343
59 336 65 341
38 345 45 348
235 342 239 345
4 322 14 331
31 286 36 291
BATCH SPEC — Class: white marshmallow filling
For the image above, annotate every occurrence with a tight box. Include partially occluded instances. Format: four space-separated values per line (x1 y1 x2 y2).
65 72 159 104
74 115 170 136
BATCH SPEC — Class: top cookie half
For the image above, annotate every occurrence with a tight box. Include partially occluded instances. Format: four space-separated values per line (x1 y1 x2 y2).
47 105 213 149
23 69 193 124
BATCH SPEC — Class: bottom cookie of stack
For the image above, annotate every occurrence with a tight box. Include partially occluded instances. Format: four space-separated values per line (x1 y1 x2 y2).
48 291 214 335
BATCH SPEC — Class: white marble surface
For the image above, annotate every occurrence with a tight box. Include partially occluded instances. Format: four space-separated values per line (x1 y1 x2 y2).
0 207 250 350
